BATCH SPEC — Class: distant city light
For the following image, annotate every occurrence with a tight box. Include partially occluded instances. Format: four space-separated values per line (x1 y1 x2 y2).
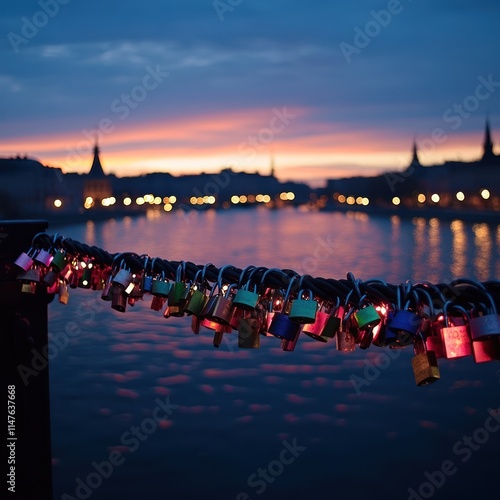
239 195 248 203
144 194 154 203
154 196 162 205
392 196 401 206
431 193 440 203
356 196 363 205
207 196 216 205
417 193 426 203
456 191 465 202
262 195 271 203
247 194 256 203
169 195 177 204
123 197 132 206
286 192 295 201
337 195 346 203
190 196 197 205
136 197 145 205
53 199 62 208
231 195 240 204
279 192 287 201
362 197 370 206
480 189 490 200
346 196 355 205
163 203 172 212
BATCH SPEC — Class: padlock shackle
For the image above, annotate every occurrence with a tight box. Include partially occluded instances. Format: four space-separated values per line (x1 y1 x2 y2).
413 287 435 319
237 265 256 288
246 266 266 291
283 275 300 309
260 267 287 289
452 279 497 314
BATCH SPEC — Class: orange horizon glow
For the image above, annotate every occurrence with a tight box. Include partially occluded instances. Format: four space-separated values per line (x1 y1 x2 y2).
0 108 496 183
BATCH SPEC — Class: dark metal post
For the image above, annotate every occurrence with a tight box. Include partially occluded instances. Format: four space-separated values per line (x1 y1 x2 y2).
1 220 52 500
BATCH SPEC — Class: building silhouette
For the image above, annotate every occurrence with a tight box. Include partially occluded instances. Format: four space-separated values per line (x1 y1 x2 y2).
83 143 112 207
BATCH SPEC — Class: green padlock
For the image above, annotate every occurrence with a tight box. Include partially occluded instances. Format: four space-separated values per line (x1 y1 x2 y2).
184 285 207 317
51 249 67 272
169 262 188 306
289 289 318 324
354 304 381 329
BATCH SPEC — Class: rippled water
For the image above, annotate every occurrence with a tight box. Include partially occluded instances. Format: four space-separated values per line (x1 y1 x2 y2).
49 209 499 500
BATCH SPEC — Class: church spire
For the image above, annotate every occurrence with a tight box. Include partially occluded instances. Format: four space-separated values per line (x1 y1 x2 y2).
410 137 420 167
481 117 494 161
88 139 106 177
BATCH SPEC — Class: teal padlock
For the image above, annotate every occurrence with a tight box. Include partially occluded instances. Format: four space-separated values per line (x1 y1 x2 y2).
233 283 259 310
151 272 171 297
289 289 318 324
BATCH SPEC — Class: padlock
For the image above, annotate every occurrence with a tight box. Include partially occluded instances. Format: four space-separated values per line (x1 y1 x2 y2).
150 295 165 311
51 250 67 272
18 265 41 284
289 289 318 324
353 302 381 330
388 309 422 346
58 281 69 304
268 313 301 341
21 282 36 294
34 248 53 267
440 303 472 359
238 315 261 348
469 314 500 341
184 285 208 316
140 257 153 293
207 284 237 325
412 334 440 386
113 264 133 292
472 337 500 363
111 288 127 313
424 319 445 359
233 283 260 311
259 289 283 337
142 274 153 293
14 248 36 271
151 272 171 297
168 262 188 309
302 302 340 342
336 328 355 352
268 276 301 340
59 263 74 283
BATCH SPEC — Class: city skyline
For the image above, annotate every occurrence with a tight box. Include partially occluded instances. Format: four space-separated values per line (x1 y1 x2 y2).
1 1 499 184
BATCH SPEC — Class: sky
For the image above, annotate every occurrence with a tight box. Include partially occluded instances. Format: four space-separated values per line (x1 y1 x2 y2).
1 0 499 186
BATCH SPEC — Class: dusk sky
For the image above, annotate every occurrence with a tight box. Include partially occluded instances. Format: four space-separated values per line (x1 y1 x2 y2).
1 0 499 185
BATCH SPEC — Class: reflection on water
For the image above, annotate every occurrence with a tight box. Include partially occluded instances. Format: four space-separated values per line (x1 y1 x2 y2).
473 223 493 281
49 210 499 500
451 220 467 277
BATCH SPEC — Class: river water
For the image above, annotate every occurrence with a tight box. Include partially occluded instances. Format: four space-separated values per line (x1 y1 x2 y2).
49 209 499 500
